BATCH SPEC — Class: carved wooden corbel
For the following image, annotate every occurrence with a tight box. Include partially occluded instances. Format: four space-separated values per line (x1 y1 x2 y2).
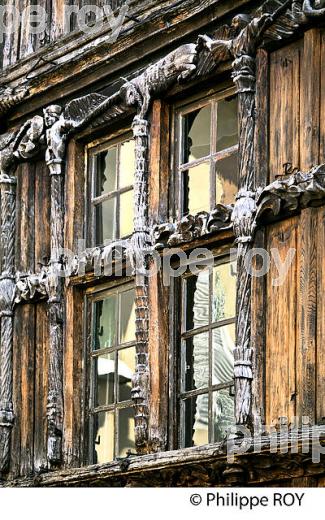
0 174 17 474
0 86 28 119
152 205 233 249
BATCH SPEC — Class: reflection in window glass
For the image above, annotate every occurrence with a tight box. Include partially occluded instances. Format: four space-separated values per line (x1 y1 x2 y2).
216 98 238 152
95 197 117 244
117 408 136 457
184 163 210 214
185 271 209 330
93 295 117 350
215 153 238 205
120 139 135 188
212 262 236 322
183 105 211 163
120 190 134 238
184 334 209 392
120 289 136 344
212 388 234 442
95 147 117 196
212 325 235 386
94 410 114 464
118 347 136 402
95 352 115 407
182 395 209 448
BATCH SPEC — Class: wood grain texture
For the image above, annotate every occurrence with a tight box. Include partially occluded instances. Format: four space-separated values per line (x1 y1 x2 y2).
269 40 302 180
266 217 298 427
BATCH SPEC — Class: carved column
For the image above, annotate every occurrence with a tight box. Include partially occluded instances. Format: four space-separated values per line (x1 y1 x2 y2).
45 126 66 466
231 55 256 430
0 174 17 473
131 117 151 454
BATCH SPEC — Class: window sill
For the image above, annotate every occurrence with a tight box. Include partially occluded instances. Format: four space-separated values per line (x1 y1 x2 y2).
4 427 325 487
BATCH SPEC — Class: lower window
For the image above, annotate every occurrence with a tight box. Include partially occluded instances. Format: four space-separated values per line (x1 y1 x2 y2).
176 253 236 448
87 282 136 463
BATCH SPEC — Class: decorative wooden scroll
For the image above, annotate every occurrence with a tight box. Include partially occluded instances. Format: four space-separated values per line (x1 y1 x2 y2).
0 86 28 119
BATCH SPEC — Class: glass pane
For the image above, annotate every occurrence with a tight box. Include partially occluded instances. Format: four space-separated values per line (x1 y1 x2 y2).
185 271 209 330
183 163 210 215
182 395 209 448
94 352 115 407
93 295 117 350
212 324 235 386
95 197 116 244
216 97 238 152
119 139 135 188
183 333 209 392
93 410 115 464
117 407 135 457
119 289 136 344
212 261 236 322
212 388 234 442
182 104 211 163
215 153 238 205
118 347 136 402
95 147 117 196
120 189 134 238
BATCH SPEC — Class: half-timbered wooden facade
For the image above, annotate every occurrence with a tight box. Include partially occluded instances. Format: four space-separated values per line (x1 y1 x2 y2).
1 0 325 487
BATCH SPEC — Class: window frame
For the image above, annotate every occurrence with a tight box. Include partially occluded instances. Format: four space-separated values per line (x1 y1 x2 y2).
84 277 136 465
169 244 236 451
86 131 134 247
171 85 238 220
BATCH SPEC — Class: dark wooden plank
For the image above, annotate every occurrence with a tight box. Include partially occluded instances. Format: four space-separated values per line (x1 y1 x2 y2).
300 28 321 170
269 41 302 180
316 206 325 424
34 303 49 472
266 217 298 427
15 162 35 273
63 286 84 467
296 208 317 424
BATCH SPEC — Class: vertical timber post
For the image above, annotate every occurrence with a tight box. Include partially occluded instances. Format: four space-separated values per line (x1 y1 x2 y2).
231 54 256 430
131 116 151 454
0 174 17 474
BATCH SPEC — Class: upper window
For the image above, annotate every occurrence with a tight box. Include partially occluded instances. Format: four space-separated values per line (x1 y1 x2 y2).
176 254 236 448
174 91 238 217
87 282 136 464
88 134 135 245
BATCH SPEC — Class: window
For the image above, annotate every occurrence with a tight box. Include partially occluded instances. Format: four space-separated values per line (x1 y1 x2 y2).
88 134 135 245
174 91 238 217
176 254 236 448
88 283 136 464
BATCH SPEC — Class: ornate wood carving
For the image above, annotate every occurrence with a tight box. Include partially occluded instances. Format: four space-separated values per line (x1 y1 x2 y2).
303 0 325 17
255 164 325 223
152 205 233 249
0 86 28 119
0 175 17 475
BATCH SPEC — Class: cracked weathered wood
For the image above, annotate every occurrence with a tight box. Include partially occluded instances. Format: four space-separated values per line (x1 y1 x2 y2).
0 175 17 475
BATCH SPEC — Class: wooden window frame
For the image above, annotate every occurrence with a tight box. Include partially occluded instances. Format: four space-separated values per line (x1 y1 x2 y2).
168 242 236 450
171 85 238 220
86 131 134 247
83 277 136 465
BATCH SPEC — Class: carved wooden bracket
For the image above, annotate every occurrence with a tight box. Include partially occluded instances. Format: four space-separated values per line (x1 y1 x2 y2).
152 205 233 249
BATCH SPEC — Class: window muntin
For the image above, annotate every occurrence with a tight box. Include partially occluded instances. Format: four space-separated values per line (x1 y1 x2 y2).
89 135 135 245
89 283 136 464
178 256 236 448
175 93 238 217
